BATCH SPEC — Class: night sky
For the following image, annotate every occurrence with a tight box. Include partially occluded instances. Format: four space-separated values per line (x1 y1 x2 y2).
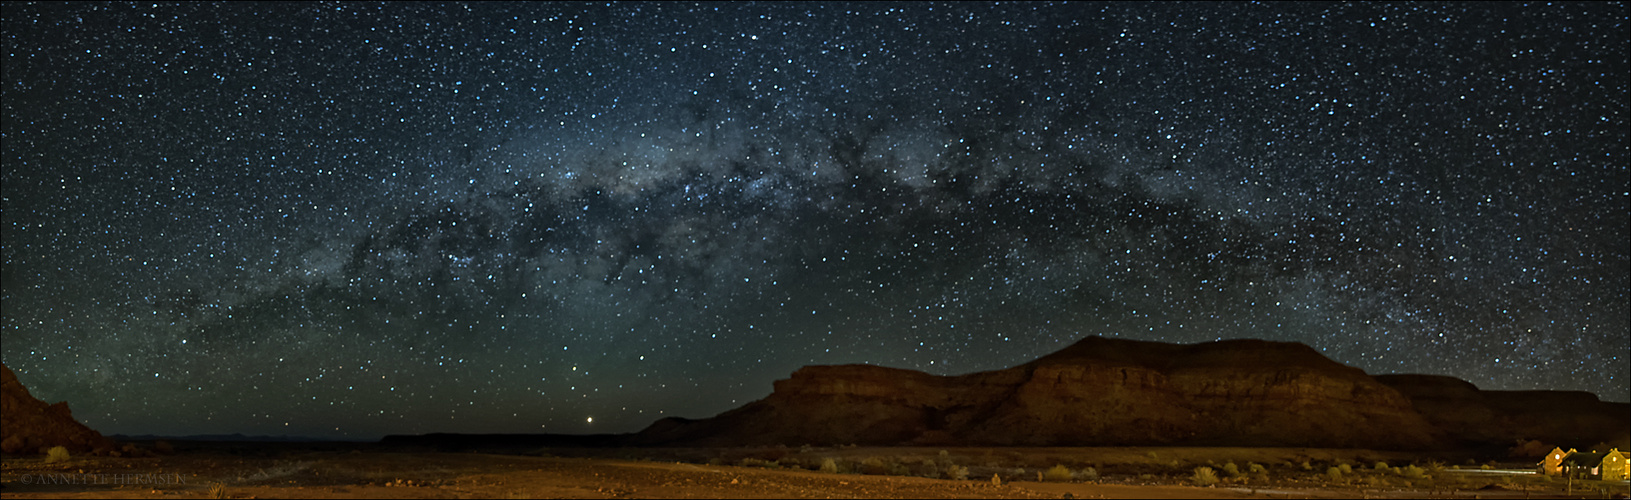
3 2 1626 440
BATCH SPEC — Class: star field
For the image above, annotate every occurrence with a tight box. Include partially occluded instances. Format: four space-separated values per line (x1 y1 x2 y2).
3 2 1626 439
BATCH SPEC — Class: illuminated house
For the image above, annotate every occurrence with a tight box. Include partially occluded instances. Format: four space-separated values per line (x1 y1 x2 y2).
1601 449 1629 481
1541 447 1572 476
1555 448 1630 480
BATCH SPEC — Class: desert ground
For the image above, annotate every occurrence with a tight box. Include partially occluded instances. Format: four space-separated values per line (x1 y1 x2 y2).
3 442 1627 499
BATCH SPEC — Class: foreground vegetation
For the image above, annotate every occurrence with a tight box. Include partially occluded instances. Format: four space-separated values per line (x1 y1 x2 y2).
6 442 1629 499
650 445 1631 497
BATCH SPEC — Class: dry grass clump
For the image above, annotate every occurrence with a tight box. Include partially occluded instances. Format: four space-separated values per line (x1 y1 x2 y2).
890 461 911 476
819 458 839 474
1191 466 1218 486
860 457 887 475
1044 464 1073 482
44 446 70 463
915 458 941 479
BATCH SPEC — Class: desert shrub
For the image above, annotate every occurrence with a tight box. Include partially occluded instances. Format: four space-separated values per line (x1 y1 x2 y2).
1147 451 1160 460
890 462 912 476
820 458 839 474
1425 460 1445 473
1300 460 1313 471
939 449 949 458
44 446 70 463
918 459 941 479
738 457 778 468
1326 466 1343 481
1400 465 1426 479
1191 466 1218 487
1479 464 1492 470
1080 467 1099 482
799 444 814 454
1248 462 1267 477
1221 461 1241 478
1045 464 1073 482
1374 461 1390 471
860 457 887 475
1338 463 1353 474
946 463 969 480
840 459 861 474
208 482 228 499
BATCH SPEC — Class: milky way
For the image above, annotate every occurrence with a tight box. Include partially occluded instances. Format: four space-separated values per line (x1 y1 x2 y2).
3 2 1626 439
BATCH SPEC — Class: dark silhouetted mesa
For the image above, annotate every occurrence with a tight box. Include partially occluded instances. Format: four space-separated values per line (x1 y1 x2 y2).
630 337 1627 450
1375 374 1629 450
1 363 116 455
380 337 1628 451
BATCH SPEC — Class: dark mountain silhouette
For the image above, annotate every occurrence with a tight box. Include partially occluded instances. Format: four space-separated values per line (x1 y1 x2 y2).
630 336 1440 449
1 363 116 455
380 337 1629 451
1375 374 1629 451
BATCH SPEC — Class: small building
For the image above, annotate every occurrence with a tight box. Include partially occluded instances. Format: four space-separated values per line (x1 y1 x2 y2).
1601 449 1628 481
1557 448 1630 480
1541 447 1574 476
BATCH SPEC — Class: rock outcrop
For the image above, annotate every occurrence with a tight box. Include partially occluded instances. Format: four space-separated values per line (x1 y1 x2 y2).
632 336 1443 449
1 363 116 455
1376 374 1630 450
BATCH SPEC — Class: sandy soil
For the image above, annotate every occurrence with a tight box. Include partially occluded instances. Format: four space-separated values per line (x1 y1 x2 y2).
0 450 1244 499
3 445 1625 499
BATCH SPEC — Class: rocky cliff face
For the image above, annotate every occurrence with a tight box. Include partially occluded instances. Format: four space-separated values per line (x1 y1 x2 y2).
632 337 1443 449
1376 374 1630 450
1 363 116 455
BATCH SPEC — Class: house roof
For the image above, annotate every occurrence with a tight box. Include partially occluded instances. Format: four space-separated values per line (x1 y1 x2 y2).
1561 452 1608 467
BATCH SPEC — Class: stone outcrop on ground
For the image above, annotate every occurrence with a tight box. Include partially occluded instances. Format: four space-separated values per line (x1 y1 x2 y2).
633 336 1445 449
1375 374 1630 450
1 363 116 455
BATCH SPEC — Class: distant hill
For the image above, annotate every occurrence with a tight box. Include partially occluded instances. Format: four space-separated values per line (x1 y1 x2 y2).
1374 374 1629 451
628 336 1440 449
626 336 1627 450
379 336 1629 451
